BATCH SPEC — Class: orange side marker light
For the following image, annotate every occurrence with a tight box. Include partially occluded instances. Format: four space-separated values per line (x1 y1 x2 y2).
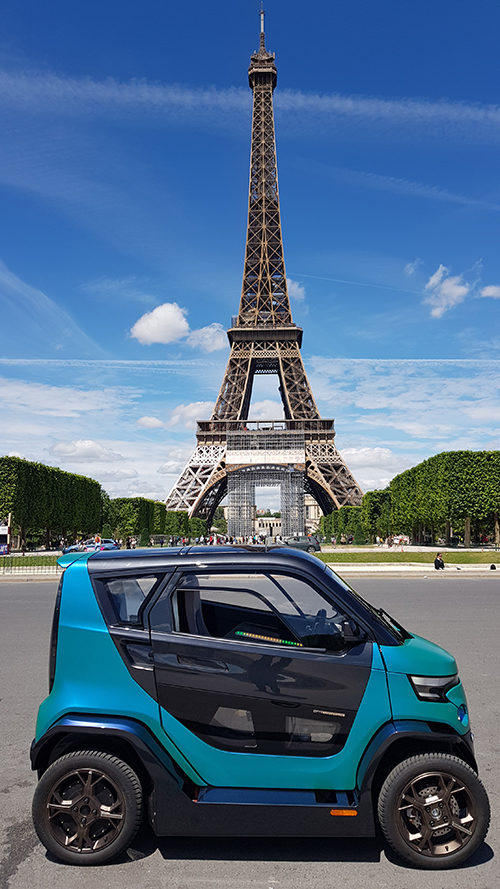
330 809 357 817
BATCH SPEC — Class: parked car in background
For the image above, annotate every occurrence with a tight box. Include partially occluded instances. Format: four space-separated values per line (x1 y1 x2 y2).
62 538 120 554
283 534 321 553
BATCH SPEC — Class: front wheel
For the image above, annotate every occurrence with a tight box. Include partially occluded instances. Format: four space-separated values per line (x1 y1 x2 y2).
32 749 143 865
377 753 490 869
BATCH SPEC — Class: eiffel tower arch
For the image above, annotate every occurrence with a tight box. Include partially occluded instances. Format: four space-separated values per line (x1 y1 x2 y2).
166 13 362 532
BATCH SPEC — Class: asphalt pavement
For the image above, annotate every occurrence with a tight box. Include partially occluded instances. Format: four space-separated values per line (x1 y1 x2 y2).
0 576 498 889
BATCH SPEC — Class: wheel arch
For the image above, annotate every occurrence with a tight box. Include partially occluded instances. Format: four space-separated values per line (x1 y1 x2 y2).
357 721 477 813
33 728 154 795
30 714 192 832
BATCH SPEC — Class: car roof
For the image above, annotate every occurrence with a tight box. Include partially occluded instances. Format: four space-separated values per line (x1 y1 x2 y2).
84 545 326 577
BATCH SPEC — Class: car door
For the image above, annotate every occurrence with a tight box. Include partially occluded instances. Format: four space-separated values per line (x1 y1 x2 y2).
149 567 380 784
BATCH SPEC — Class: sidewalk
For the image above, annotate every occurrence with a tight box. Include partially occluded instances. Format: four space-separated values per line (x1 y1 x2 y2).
327 563 500 577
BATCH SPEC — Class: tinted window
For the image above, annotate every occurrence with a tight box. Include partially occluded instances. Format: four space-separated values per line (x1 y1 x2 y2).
102 575 160 624
170 572 353 651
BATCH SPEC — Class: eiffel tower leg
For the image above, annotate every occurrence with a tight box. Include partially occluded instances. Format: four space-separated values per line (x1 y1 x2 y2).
277 345 319 420
212 350 254 421
306 443 363 512
165 444 227 522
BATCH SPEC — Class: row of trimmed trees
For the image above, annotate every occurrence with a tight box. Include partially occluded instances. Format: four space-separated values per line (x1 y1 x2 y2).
0 456 102 547
320 450 500 546
0 456 205 549
106 497 204 545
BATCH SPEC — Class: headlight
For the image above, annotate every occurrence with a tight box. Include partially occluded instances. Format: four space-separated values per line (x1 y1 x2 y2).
409 673 459 702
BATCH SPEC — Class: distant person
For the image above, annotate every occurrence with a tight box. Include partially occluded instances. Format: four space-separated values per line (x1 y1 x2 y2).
434 553 445 570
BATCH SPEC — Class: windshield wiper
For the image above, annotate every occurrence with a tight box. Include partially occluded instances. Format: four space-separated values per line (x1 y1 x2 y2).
375 607 412 641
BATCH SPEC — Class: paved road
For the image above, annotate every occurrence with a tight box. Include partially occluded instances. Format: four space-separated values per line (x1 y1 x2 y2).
0 576 498 889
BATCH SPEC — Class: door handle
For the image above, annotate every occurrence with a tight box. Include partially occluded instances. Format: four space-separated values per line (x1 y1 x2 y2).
177 655 229 672
271 700 300 708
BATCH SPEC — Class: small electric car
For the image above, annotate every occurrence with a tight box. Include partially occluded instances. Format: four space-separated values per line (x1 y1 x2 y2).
31 546 490 869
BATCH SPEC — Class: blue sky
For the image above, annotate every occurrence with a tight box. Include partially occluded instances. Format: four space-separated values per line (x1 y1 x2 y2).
1 0 500 505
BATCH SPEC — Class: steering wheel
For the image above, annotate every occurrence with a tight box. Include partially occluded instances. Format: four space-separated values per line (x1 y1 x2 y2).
310 608 327 635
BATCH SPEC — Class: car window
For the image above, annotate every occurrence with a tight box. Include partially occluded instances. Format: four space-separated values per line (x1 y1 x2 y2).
101 575 160 624
168 572 352 651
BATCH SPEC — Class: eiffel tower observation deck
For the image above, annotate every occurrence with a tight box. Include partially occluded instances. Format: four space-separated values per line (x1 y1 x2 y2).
165 11 362 535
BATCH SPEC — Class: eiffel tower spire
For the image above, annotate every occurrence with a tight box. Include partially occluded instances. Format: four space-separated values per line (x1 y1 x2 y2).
165 16 362 530
212 14 319 422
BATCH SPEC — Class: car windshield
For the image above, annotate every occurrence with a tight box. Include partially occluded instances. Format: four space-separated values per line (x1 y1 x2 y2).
322 562 411 643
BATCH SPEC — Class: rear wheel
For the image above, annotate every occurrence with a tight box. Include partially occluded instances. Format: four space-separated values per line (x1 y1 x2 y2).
307 546 316 553
377 753 490 869
32 749 142 865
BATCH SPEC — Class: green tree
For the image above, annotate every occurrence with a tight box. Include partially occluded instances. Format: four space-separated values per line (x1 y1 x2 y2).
212 506 227 534
361 489 391 541
189 517 206 538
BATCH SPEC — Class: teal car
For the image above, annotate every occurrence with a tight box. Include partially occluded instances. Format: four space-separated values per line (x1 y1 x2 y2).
31 546 489 869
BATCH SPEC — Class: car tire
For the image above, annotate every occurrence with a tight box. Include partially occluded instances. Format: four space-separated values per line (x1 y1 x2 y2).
32 749 143 865
307 546 316 553
377 753 490 869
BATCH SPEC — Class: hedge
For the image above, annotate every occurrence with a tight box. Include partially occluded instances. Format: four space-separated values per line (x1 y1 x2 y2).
0 456 101 545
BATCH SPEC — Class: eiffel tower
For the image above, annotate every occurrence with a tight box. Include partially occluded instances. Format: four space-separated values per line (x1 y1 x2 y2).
165 11 362 535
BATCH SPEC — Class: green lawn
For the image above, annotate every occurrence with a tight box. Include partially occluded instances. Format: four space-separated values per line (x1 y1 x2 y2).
318 551 500 564
0 555 60 567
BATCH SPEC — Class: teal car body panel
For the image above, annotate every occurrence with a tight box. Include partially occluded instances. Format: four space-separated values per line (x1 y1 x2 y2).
36 558 204 784
381 633 457 676
159 649 391 790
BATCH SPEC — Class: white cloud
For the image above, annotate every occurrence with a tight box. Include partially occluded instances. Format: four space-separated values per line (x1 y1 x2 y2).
95 468 139 481
166 401 215 429
287 278 305 302
136 416 164 428
157 459 183 475
130 306 227 353
248 400 284 420
130 302 190 345
49 439 125 463
0 376 131 418
339 446 416 491
479 285 500 299
423 264 470 318
404 259 422 276
319 164 499 210
5 70 500 144
186 323 227 352
309 357 500 459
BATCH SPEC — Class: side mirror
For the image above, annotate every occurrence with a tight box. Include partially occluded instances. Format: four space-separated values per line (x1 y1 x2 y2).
341 619 365 644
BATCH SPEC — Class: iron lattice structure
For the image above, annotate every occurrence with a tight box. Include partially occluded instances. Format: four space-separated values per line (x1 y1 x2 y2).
165 17 362 530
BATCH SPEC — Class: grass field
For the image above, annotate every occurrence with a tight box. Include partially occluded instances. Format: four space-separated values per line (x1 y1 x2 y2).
318 551 500 564
0 555 59 567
